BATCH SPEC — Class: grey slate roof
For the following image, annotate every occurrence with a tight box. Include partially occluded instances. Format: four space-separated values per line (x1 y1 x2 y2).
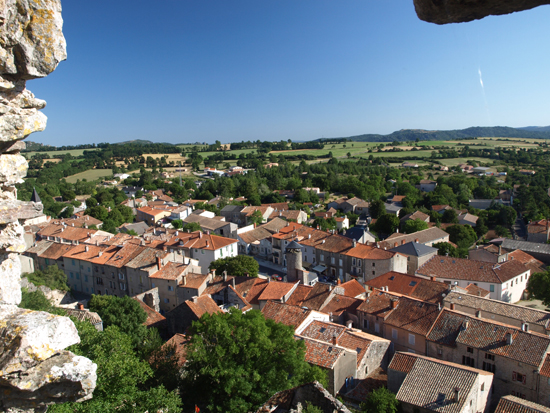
286 240 303 250
389 241 438 257
343 226 376 241
31 187 41 203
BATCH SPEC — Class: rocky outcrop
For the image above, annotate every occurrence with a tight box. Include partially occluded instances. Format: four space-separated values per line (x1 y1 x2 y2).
0 1 96 411
413 0 550 24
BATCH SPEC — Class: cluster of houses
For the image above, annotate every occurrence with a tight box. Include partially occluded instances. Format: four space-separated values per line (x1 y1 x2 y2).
22 183 550 413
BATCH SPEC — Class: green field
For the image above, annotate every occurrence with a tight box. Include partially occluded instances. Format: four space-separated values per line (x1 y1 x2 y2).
24 148 98 159
65 169 112 183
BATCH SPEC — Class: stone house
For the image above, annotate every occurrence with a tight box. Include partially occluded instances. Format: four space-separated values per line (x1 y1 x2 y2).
426 308 550 405
165 295 222 335
388 352 493 413
136 206 172 226
388 241 438 275
442 291 550 336
416 256 530 303
183 214 238 239
366 271 450 304
527 220 550 243
381 227 450 248
220 205 245 225
417 179 437 192
343 242 407 284
61 244 102 295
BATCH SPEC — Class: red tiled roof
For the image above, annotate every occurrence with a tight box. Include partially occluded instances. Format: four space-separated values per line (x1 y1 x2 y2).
357 290 400 319
384 297 440 336
320 295 363 317
285 284 313 306
366 272 448 304
339 279 365 298
540 354 550 378
301 283 333 311
150 261 188 280
186 295 222 319
388 351 417 373
300 337 345 369
258 281 295 301
495 396 550 413
262 301 311 329
134 299 166 328
162 334 189 366
344 243 396 260
464 283 490 298
417 256 529 283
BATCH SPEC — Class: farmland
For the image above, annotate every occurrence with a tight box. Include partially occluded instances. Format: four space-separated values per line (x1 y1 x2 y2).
65 169 112 183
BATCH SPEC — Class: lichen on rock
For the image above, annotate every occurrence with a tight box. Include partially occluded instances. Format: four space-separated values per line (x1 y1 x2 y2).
0 1 97 411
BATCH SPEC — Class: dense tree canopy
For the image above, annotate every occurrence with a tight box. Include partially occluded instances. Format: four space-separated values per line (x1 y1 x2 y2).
527 271 550 306
209 255 260 278
180 308 326 413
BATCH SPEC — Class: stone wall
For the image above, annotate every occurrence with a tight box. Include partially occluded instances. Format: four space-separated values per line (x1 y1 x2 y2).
0 1 96 411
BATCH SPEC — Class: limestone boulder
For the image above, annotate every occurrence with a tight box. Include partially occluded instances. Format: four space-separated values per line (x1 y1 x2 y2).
0 253 21 305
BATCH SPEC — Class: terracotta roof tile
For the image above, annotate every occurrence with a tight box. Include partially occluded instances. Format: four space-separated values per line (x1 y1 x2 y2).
262 301 311 329
162 334 189 366
301 283 333 311
150 261 188 280
384 297 440 336
258 281 295 301
366 272 449 304
540 354 550 378
186 295 222 319
299 337 345 369
388 352 417 374
134 299 167 328
464 283 490 298
357 290 400 319
285 284 313 306
39 242 77 260
495 395 550 413
339 279 365 298
428 309 550 366
320 295 363 317
344 243 396 259
417 256 530 283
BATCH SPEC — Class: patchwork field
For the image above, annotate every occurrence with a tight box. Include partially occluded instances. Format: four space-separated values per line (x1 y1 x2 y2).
24 148 98 159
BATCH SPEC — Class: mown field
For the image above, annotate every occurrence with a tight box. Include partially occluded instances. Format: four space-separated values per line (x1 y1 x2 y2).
24 148 99 159
65 169 112 183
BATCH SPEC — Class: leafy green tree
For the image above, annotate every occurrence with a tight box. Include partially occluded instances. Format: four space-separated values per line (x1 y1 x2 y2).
445 225 477 249
171 219 183 229
249 209 264 226
24 265 69 291
182 222 202 232
441 209 458 224
360 387 399 413
433 242 462 258
209 255 260 278
89 295 149 349
495 225 512 238
313 216 337 231
402 219 429 234
499 206 517 227
369 199 386 219
374 214 400 235
19 289 55 312
304 402 323 413
527 270 550 306
180 309 326 413
49 322 181 413
475 217 489 238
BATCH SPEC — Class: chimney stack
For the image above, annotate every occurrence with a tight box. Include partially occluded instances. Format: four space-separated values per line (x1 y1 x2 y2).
223 271 228 282
454 388 460 402
450 303 455 310
192 296 198 303
476 310 481 318
337 278 341 285
332 333 338 346
401 239 406 245
85 245 89 252
232 277 235 288
430 276 436 282
391 299 398 309
347 320 353 329
77 303 84 310
157 257 162 270
415 238 419 243
522 322 529 332
394 242 398 248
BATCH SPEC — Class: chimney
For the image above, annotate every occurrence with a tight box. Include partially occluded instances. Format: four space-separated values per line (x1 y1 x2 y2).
157 257 162 270
98 251 103 257
182 276 186 286
415 238 419 243
401 239 406 245
347 320 353 329
391 299 398 309
394 242 398 248
454 388 460 402
477 291 481 297
77 303 84 310
232 277 235 288
332 333 338 346
463 320 469 330
85 245 89 252
430 276 436 282
450 303 455 310
499 245 502 255
175 231 179 236
438 302 441 310
192 296 198 303
505 332 513 345
522 322 529 332
353 239 357 247
223 271 228 282
141 239 145 246
199 232 202 238
337 278 341 285
206 240 209 248
476 309 481 318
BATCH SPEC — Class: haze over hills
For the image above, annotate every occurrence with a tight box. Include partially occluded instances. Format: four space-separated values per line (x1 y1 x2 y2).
334 126 550 143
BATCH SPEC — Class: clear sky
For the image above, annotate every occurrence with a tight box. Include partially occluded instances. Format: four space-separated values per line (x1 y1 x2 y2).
28 1 550 145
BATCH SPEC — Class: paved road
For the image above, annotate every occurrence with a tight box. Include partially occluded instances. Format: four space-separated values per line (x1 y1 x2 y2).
513 215 527 240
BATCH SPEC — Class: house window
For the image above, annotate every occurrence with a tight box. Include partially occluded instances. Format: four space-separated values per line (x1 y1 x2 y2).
84 275 88 282
392 329 398 340
70 272 73 279
119 283 126 291
201 250 204 254
46 258 50 265
372 271 375 275
482 362 496 373
76 273 80 280
375 323 380 333
358 260 362 267
352 258 356 266
364 319 369 330
437 348 443 356
164 298 170 303
467 347 473 353
320 254 324 262
71 259 75 265
372 262 375 267
152 283 155 288
408 333 415 345
339 259 343 266
490 285 495 292
481 383 485 392
485 353 495 361
462 356 475 367
168 286 174 291
513 372 526 384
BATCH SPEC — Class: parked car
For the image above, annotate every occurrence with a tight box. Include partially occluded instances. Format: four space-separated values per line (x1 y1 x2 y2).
272 274 283 281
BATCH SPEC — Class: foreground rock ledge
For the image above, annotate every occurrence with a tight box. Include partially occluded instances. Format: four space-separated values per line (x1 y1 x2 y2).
413 0 550 24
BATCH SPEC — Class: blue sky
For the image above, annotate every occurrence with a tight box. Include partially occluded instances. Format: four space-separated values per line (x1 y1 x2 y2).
28 1 550 145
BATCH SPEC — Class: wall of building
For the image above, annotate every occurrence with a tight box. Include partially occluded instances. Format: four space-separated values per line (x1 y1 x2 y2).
331 349 357 396
358 339 391 379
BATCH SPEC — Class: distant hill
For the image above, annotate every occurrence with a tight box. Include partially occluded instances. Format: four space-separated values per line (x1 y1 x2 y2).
519 126 550 132
335 126 550 143
113 139 175 145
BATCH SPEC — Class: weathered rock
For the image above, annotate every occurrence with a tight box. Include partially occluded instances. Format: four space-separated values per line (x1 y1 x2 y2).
0 221 27 251
0 154 28 185
0 306 81 375
0 1 96 411
0 351 97 410
413 0 550 24
0 253 21 305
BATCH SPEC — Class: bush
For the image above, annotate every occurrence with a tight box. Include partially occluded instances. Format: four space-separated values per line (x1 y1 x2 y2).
25 265 69 291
